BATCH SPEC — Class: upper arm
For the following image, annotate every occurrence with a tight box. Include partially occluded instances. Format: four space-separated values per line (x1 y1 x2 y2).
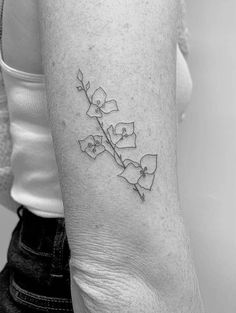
38 0 180 247
37 2 202 312
38 0 180 206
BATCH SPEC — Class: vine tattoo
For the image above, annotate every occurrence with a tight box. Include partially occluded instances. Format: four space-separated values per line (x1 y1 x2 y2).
76 69 157 201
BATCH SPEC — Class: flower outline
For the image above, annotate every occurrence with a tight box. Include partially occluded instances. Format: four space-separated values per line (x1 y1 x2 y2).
107 122 137 149
79 135 105 159
86 87 118 118
119 154 157 190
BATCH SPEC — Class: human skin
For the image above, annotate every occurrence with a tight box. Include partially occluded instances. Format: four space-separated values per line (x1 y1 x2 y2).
3 0 205 312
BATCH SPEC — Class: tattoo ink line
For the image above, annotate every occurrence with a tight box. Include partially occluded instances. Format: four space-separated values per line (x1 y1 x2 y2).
76 69 158 201
80 79 144 200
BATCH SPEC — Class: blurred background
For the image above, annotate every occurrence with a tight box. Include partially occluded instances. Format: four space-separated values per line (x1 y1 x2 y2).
178 0 236 312
0 1 236 312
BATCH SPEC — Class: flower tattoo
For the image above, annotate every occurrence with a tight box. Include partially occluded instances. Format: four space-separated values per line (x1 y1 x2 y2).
107 122 136 149
119 155 157 190
86 87 118 118
76 69 158 201
78 135 105 159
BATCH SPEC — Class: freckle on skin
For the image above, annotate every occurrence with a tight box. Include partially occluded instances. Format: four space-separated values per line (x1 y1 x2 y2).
61 120 66 128
123 23 130 30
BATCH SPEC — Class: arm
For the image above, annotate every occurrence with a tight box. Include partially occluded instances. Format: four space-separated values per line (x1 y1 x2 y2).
38 1 204 312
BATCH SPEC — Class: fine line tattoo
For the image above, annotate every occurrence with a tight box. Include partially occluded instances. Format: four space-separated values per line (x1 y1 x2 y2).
76 69 158 201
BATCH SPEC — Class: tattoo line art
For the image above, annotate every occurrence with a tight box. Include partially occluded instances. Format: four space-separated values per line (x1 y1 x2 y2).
76 69 158 201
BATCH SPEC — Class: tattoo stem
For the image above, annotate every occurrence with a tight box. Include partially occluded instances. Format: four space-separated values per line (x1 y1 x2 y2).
80 80 144 201
98 122 144 201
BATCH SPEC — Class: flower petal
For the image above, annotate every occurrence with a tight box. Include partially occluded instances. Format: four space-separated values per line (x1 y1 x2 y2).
116 134 136 149
78 135 94 152
86 104 102 118
100 100 118 114
91 87 107 106
115 122 134 136
107 125 122 145
93 135 103 145
118 163 142 184
140 154 157 174
123 159 140 168
138 174 155 190
85 145 105 159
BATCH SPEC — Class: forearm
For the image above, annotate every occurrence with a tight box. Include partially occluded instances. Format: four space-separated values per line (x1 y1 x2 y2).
39 1 204 312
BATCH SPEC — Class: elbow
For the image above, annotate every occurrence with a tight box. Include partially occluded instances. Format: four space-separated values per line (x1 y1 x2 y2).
69 257 166 313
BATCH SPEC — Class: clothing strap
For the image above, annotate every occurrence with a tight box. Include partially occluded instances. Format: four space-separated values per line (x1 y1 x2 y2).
0 0 5 59
0 0 4 42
